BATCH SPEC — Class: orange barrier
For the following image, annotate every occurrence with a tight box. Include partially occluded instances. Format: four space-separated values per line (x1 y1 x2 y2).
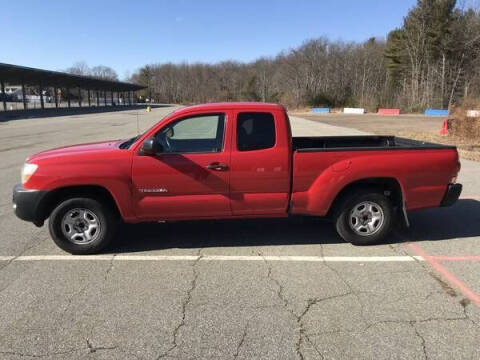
440 120 448 136
378 108 400 115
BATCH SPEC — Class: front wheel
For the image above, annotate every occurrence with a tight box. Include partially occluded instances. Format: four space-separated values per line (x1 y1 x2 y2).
335 191 393 246
49 198 117 254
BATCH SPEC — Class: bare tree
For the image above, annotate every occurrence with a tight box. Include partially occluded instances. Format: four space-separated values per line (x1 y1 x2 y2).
66 61 90 76
90 66 119 81
129 1 480 111
65 62 119 81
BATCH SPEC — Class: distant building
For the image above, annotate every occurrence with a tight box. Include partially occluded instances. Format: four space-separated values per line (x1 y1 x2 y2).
1 63 145 111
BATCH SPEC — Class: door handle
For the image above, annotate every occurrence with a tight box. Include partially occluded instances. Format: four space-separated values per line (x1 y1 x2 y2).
206 162 228 171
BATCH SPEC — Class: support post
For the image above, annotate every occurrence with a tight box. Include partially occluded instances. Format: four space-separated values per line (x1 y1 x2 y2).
39 83 44 109
1 79 6 111
54 87 59 108
67 87 71 108
21 80 27 110
96 90 99 106
111 91 114 106
130 91 133 105
88 89 91 106
104 91 107 106
117 91 120 105
78 88 82 107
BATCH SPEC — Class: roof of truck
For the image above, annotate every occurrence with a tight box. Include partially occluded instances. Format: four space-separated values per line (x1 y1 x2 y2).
173 102 285 115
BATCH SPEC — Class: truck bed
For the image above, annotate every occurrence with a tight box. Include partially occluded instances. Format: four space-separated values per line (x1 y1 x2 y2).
290 134 460 215
292 136 455 152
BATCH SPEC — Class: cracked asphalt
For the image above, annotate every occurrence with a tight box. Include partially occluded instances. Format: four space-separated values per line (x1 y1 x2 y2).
1 107 480 359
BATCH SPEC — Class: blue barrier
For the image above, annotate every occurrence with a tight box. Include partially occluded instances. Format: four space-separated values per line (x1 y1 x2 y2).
425 108 449 116
311 107 330 113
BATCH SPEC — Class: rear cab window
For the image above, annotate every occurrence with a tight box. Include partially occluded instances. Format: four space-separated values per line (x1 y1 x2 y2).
236 112 276 151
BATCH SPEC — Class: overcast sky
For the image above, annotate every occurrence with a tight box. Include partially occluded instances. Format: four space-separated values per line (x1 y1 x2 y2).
1 0 418 78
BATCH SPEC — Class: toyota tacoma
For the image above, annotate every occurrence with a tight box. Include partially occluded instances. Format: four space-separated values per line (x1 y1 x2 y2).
13 103 462 254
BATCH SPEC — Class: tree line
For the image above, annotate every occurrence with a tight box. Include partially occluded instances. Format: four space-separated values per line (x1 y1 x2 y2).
66 61 119 81
129 0 480 111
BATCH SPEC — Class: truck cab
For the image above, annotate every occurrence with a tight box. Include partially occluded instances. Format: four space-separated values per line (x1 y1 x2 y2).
132 103 292 220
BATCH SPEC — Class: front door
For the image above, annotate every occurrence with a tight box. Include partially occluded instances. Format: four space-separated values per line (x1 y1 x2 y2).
132 113 231 220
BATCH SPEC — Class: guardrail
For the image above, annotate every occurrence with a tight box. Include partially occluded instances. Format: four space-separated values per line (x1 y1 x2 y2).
311 107 330 113
378 108 400 115
425 109 449 116
343 108 365 114
466 110 480 118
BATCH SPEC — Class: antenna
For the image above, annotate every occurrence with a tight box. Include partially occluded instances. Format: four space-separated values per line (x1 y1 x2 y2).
136 108 140 135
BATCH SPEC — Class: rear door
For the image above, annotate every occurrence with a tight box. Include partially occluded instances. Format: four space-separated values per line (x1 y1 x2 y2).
132 112 232 220
229 110 291 215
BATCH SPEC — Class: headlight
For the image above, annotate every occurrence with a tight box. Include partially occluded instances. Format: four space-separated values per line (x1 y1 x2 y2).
21 163 38 185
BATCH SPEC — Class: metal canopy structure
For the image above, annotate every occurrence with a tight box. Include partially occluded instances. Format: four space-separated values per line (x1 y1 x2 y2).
0 63 143 91
0 63 145 111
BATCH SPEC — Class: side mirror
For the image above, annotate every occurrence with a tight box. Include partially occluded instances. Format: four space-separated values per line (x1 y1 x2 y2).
140 137 163 156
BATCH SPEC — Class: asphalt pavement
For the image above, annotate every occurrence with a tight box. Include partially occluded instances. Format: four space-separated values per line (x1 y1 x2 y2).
0 108 479 359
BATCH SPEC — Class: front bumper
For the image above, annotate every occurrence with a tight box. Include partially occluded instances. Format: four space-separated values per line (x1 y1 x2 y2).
12 184 48 226
440 183 462 207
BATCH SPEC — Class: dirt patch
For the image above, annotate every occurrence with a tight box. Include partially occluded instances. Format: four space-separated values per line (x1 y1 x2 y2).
460 298 471 308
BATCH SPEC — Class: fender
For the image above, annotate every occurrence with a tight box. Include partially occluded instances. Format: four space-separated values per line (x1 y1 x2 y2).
292 153 409 216
25 154 136 221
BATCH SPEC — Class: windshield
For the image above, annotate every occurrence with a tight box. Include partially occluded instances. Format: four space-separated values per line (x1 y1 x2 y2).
118 108 178 149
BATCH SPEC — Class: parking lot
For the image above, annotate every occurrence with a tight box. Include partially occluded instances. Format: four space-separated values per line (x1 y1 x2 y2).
1 107 479 359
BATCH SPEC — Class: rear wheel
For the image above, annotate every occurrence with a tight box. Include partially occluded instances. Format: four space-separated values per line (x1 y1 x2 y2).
335 191 393 245
49 198 116 254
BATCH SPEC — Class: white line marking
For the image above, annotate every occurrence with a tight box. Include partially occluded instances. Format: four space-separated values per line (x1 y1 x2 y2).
0 256 14 261
0 255 424 262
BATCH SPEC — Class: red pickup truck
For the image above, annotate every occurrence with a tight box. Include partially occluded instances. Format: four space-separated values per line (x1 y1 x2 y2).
13 103 462 254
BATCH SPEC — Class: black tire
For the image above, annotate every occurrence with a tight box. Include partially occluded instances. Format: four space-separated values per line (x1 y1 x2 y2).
334 191 393 246
48 197 117 254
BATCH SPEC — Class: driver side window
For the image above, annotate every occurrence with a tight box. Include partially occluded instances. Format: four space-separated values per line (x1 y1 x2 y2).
156 114 225 153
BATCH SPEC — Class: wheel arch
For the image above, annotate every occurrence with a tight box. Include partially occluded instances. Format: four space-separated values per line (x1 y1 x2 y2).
327 177 406 220
38 185 123 223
